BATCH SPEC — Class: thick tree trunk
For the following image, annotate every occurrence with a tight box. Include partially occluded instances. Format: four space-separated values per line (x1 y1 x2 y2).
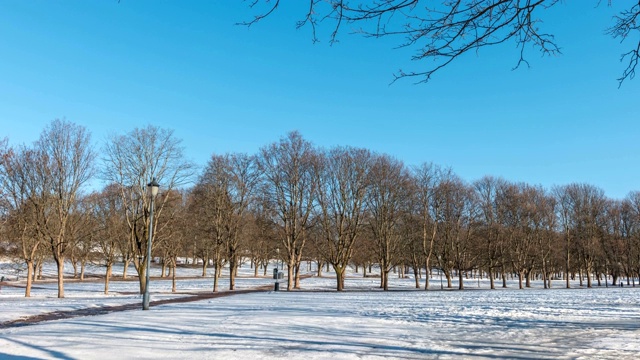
518 270 524 289
56 257 65 298
489 267 495 290
502 268 507 288
294 260 302 289
80 261 86 281
317 261 323 277
413 266 420 289
229 255 236 291
383 269 389 291
458 270 464 290
138 265 146 295
123 259 130 279
287 261 294 291
336 267 345 291
25 260 34 298
104 264 112 295
172 263 177 293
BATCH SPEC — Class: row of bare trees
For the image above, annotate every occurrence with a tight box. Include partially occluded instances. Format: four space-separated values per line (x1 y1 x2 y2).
2 122 640 297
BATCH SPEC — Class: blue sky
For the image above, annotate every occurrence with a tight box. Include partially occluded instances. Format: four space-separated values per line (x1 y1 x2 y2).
1 1 638 199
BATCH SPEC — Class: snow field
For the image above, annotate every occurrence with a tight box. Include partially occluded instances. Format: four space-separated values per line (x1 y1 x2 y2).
1 260 639 359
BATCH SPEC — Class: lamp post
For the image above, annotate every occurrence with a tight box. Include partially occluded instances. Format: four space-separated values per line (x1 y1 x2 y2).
276 248 280 270
143 178 160 310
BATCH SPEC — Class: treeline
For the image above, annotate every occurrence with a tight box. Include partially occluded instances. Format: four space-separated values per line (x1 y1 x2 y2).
1 120 639 298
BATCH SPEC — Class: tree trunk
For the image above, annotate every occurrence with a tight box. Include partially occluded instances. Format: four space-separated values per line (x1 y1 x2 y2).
518 270 524 289
172 263 177 293
294 260 302 289
458 269 464 290
104 264 112 295
382 269 389 291
489 267 495 290
202 257 208 277
213 262 221 292
336 267 345 291
317 261 323 277
287 261 294 291
578 268 584 287
424 258 430 290
38 262 43 280
502 269 507 288
123 259 130 279
229 255 237 291
138 264 146 295
25 260 34 298
161 260 167 278
80 261 86 281
56 257 65 298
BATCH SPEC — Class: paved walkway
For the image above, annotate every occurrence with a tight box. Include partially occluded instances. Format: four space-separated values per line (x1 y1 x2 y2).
0 284 274 329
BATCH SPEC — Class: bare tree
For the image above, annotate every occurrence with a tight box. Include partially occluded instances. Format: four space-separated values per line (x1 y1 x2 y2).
257 131 319 290
22 120 96 298
188 184 226 291
606 1 640 86
198 153 259 290
244 1 639 85
413 163 446 290
366 154 411 291
315 146 373 291
89 185 127 294
103 125 195 294
473 176 506 290
1 143 43 297
435 174 477 290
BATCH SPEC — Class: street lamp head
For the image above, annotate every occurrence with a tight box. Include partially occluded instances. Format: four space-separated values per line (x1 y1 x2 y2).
148 178 160 197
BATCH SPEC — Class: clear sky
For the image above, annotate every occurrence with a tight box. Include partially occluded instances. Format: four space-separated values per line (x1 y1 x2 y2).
1 1 638 199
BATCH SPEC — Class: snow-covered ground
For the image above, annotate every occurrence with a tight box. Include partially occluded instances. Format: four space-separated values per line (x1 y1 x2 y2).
1 260 639 359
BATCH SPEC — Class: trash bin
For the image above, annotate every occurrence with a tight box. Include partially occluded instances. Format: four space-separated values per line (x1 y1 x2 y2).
274 281 280 291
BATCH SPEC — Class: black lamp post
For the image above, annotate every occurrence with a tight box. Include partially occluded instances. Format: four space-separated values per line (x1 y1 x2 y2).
143 178 160 310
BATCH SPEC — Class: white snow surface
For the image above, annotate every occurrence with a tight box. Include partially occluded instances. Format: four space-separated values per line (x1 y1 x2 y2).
1 261 639 359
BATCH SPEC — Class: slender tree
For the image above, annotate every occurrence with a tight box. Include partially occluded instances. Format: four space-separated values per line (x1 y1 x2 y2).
257 131 319 290
316 146 373 291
